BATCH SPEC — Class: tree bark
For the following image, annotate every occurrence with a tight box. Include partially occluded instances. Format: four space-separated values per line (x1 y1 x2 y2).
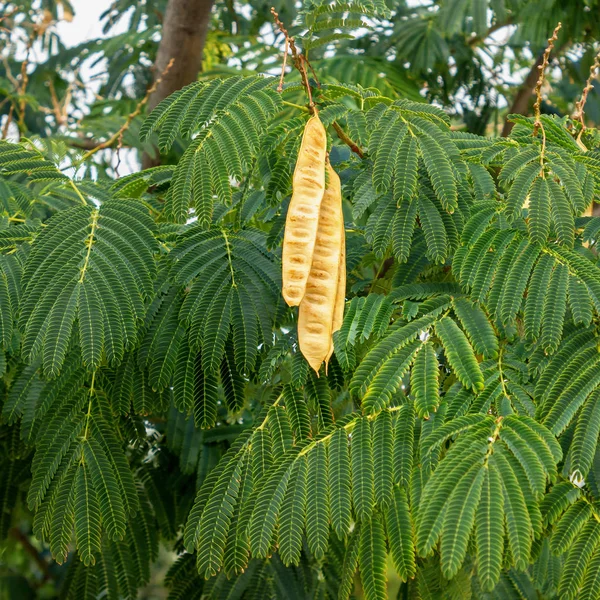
142 0 215 169
501 53 544 137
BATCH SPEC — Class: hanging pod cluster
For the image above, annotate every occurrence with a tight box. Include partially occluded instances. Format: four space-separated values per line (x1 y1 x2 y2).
282 115 346 374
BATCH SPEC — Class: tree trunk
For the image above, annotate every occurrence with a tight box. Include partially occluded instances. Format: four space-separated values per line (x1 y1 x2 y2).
142 0 215 169
501 53 544 137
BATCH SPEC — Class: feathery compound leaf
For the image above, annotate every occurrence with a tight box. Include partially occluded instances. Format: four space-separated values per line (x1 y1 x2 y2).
393 402 415 488
248 448 297 558
74 463 102 566
359 515 387 600
283 384 311 441
569 389 600 479
393 135 419 205
568 275 593 327
385 486 416 582
142 77 281 224
418 192 448 263
196 449 246 578
21 200 157 375
527 177 550 245
551 500 593 556
557 521 600 599
372 117 406 194
489 448 532 570
411 342 439 418
339 525 360 600
540 262 568 354
373 409 393 509
306 443 330 560
524 254 555 340
417 132 458 212
452 297 498 359
476 464 504 591
440 463 485 579
328 427 352 540
506 163 539 218
548 179 575 247
171 228 279 382
435 317 484 391
279 456 307 566
351 416 375 521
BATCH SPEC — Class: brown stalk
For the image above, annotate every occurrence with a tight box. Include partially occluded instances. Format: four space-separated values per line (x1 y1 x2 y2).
270 8 364 158
574 50 600 139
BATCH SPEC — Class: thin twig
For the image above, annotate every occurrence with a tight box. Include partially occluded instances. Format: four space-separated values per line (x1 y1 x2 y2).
271 7 365 158
271 8 315 110
533 22 562 136
278 37 289 92
78 58 175 164
574 50 600 140
332 121 364 158
532 22 561 175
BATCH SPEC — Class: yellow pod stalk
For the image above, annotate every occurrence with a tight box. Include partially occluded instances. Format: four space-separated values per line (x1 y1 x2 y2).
325 217 346 369
282 115 327 306
299 163 343 374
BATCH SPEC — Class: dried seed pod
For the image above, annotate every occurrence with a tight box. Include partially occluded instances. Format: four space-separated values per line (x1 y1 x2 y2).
299 163 343 374
325 217 346 368
282 115 327 306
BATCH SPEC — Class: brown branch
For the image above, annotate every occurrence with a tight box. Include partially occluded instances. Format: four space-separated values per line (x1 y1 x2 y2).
2 104 14 139
467 18 513 47
78 59 175 163
9 527 53 581
332 121 364 158
271 8 364 158
271 8 315 110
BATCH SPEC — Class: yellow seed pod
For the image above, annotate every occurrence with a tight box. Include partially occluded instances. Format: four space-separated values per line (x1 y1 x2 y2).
325 218 346 369
299 163 343 374
282 115 327 306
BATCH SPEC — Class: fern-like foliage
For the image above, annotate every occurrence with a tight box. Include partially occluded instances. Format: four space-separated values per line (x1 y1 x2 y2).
140 76 281 224
20 198 158 376
5 28 600 600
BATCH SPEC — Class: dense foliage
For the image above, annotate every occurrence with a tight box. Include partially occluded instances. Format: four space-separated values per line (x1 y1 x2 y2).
3 1 600 599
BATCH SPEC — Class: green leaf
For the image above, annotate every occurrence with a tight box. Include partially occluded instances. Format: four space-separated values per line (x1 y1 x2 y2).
435 316 484 391
490 448 532 570
385 486 416 582
440 463 485 579
548 180 575 247
393 403 415 488
82 438 127 542
476 464 504 591
196 449 246 578
411 342 439 418
306 443 329 559
452 297 498 359
359 515 387 600
557 521 600 599
540 262 568 353
328 427 352 539
527 177 550 245
569 390 600 479
248 449 297 558
373 409 394 509
352 416 375 521
338 525 360 600
278 456 307 566
74 463 102 566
